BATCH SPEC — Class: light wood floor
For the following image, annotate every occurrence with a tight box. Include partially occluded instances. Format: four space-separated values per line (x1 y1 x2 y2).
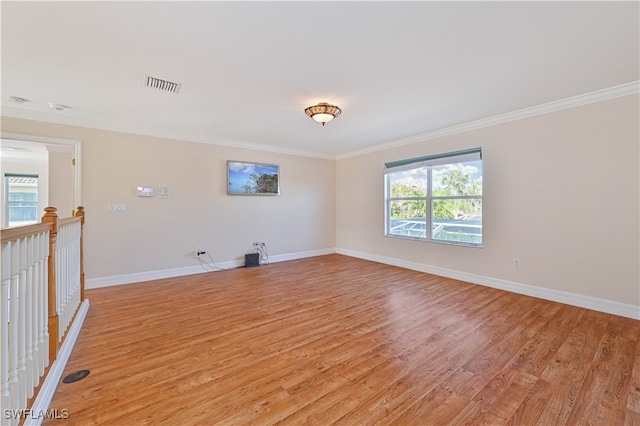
44 254 640 425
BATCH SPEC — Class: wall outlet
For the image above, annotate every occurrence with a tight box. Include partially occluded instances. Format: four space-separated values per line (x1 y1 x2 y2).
513 258 521 268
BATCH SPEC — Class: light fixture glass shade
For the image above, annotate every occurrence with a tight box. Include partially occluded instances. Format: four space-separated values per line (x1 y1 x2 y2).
305 102 341 126
311 113 335 124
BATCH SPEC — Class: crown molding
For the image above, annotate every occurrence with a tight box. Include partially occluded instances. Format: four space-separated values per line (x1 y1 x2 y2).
0 107 335 160
336 81 640 160
3 81 637 162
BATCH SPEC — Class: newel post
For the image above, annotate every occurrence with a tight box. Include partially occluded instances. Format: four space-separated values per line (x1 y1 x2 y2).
41 207 59 363
75 206 86 301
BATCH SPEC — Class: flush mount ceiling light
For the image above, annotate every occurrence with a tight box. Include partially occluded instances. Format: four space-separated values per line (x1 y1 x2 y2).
304 102 341 126
49 103 66 111
8 96 28 104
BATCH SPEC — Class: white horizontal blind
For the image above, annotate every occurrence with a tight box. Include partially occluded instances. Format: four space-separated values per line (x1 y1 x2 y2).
384 148 482 173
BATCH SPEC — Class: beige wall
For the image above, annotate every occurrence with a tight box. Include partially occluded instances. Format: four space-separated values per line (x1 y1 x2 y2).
48 149 75 217
336 94 639 307
2 94 638 311
1 117 337 279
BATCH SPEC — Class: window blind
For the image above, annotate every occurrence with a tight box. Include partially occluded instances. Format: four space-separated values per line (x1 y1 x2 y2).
384 148 482 172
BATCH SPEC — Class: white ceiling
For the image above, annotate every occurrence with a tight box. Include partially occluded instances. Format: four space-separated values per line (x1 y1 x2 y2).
0 139 49 164
1 1 638 159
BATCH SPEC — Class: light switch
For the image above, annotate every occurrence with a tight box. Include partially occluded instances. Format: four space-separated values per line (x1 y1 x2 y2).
158 186 170 198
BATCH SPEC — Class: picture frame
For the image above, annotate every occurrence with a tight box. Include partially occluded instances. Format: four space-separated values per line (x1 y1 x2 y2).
227 161 280 195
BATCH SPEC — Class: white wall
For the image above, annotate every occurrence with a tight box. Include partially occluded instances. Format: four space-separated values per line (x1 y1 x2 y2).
0 117 337 282
336 94 639 314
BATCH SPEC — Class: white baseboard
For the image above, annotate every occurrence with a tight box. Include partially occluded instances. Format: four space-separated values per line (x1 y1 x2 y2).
23 299 90 426
85 247 638 320
86 264 228 289
86 248 337 289
265 247 336 264
336 248 640 320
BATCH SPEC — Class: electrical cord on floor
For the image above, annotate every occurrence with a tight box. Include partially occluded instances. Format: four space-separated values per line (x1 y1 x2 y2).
197 252 227 272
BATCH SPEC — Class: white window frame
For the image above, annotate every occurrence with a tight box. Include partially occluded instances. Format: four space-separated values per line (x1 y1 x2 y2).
4 173 39 227
384 148 483 247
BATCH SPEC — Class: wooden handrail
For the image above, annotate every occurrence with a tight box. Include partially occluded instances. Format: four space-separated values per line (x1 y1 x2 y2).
0 223 52 243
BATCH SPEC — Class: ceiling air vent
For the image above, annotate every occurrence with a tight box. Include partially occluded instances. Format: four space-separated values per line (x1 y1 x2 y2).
144 75 181 94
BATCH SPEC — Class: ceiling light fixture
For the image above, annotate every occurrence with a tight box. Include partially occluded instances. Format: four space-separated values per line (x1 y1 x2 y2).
49 103 66 111
8 96 28 104
304 102 341 126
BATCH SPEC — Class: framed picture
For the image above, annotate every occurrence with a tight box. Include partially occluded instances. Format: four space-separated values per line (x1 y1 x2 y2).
227 161 280 195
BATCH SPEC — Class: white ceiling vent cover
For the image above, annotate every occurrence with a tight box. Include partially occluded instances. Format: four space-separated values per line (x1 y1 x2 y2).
144 75 181 94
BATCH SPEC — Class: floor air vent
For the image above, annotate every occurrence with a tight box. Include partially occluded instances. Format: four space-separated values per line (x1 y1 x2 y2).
62 369 90 383
144 75 181 94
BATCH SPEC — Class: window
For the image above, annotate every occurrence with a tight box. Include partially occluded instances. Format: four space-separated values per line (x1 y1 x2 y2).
384 148 482 246
4 174 39 227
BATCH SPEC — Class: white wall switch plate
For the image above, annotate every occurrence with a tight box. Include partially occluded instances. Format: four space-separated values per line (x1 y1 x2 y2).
108 204 127 213
158 186 170 198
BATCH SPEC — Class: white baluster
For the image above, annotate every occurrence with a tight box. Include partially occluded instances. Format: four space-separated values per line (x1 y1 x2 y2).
8 239 20 419
56 227 63 340
31 233 42 381
17 237 27 407
1 241 13 425
62 224 69 335
72 225 79 320
41 232 49 375
25 234 35 396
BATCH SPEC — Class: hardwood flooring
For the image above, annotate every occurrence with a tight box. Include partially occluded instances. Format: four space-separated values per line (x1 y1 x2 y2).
44 254 640 425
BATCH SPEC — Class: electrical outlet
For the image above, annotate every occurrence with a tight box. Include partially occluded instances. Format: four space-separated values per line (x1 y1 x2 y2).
513 258 521 268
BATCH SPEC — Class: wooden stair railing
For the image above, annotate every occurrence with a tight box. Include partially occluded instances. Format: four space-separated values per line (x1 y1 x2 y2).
0 207 86 426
